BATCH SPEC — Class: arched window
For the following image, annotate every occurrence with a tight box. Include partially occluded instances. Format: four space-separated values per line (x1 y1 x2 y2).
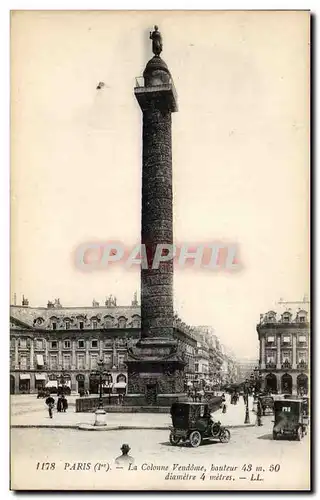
117 374 127 383
266 311 276 323
104 315 114 328
131 315 141 328
297 310 307 323
118 317 127 329
282 312 292 323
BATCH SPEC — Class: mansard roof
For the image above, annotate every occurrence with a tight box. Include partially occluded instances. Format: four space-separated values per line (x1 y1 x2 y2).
10 304 141 330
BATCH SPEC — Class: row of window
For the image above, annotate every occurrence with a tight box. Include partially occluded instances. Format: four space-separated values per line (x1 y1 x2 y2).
13 339 128 350
265 350 308 365
11 353 126 370
265 335 307 344
50 318 140 330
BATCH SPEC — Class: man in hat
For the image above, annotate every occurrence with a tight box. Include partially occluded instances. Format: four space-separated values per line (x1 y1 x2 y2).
115 444 134 466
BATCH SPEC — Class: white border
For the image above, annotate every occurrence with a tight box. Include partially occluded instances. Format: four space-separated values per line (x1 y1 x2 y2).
1 2 317 499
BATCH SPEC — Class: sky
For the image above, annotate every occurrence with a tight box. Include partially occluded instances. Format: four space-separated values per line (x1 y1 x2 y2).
11 10 309 359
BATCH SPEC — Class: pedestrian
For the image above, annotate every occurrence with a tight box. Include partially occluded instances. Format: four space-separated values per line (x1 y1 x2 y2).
45 394 55 419
62 395 68 412
256 398 263 426
222 403 227 414
57 395 63 413
115 444 134 466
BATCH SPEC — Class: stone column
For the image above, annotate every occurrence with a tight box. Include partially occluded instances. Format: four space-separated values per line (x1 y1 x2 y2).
291 372 298 396
45 338 49 370
58 341 63 369
85 341 90 368
112 340 117 367
141 100 173 340
14 338 19 369
276 335 281 369
30 373 35 393
292 334 297 368
14 373 19 394
70 372 77 392
260 337 266 369
30 338 34 369
71 340 76 369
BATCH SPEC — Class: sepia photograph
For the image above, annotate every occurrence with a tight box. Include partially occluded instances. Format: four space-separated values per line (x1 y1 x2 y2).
10 10 310 491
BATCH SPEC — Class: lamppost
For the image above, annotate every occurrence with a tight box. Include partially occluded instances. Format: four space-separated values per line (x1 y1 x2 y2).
91 358 109 426
58 369 66 395
244 379 250 424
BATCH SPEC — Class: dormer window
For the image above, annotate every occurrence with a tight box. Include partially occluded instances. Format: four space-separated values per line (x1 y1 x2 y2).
299 316 306 323
118 317 127 328
92 321 97 329
79 321 84 330
267 311 276 323
65 321 70 330
282 312 291 323
52 322 57 330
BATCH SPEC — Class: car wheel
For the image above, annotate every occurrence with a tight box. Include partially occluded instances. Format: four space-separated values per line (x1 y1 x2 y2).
169 432 180 446
219 428 231 443
189 431 202 448
296 427 302 441
272 431 278 440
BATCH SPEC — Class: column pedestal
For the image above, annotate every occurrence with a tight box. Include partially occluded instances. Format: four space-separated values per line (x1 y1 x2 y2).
124 338 187 407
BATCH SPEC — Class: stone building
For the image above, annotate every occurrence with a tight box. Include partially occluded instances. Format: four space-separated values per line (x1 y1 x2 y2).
237 358 259 383
256 299 310 395
9 295 197 395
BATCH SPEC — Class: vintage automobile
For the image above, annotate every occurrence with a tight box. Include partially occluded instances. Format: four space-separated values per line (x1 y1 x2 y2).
169 401 231 448
273 398 309 441
260 395 274 415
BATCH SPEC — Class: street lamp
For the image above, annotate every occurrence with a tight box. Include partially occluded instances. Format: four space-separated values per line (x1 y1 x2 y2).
91 358 109 426
244 379 250 424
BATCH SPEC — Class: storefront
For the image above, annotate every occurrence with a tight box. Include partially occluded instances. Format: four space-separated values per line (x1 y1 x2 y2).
76 374 85 393
35 373 46 391
19 374 30 393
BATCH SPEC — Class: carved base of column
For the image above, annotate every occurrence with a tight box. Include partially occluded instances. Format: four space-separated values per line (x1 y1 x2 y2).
125 337 187 407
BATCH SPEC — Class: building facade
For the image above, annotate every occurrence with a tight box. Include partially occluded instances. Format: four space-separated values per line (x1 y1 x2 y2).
10 296 197 395
257 299 310 395
237 359 259 383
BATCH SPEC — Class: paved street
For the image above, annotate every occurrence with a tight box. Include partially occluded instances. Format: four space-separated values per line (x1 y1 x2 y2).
10 395 310 490
11 394 257 429
11 426 309 490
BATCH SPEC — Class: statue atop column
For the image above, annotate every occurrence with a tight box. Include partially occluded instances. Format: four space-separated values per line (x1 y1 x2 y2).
150 25 163 56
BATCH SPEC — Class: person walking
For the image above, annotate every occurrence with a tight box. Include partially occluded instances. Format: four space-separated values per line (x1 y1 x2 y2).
45 394 55 419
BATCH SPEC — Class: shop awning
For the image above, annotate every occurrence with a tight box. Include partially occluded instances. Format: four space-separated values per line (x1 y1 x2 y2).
35 373 46 381
58 380 71 388
45 380 58 388
20 374 30 380
36 355 44 366
114 382 127 389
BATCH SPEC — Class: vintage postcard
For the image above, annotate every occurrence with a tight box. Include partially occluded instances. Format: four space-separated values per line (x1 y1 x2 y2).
10 10 310 491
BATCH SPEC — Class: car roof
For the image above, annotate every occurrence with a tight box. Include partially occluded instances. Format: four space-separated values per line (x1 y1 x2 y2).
172 402 208 405
275 399 303 403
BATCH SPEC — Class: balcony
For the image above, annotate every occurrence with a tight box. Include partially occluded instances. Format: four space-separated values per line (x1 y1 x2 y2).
281 361 292 370
265 363 276 369
297 361 308 370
